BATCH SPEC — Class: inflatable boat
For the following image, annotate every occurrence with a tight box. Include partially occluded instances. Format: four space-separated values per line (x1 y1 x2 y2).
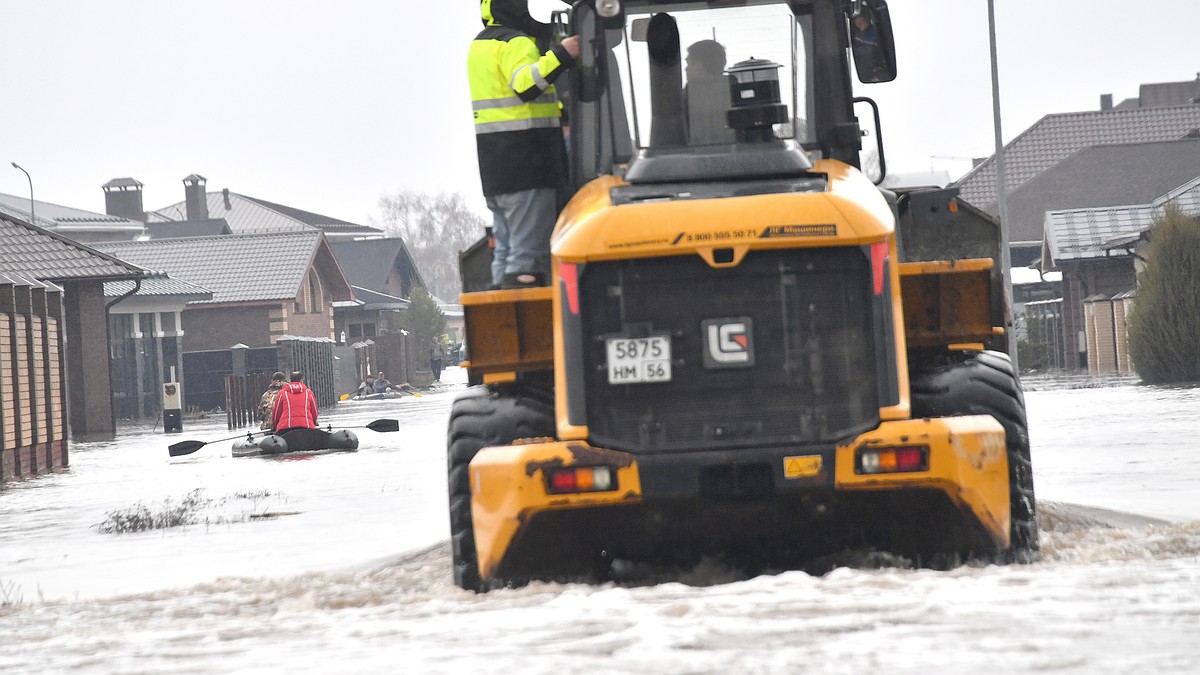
232 427 359 458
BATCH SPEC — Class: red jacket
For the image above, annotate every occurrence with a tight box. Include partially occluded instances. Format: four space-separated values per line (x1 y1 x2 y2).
271 381 319 432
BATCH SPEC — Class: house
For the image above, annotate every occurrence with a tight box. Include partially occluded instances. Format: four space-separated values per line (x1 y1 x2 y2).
1005 138 1200 257
1041 175 1200 372
0 213 143 454
143 174 383 241
94 230 353 351
1 190 144 243
954 99 1200 265
330 238 427 340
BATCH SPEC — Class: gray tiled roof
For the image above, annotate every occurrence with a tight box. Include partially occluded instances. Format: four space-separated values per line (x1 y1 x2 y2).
94 230 326 304
330 238 409 291
0 191 144 232
145 192 309 234
240 196 382 235
0 214 144 282
104 271 213 300
146 191 382 237
1006 139 1200 244
956 105 1200 212
1043 175 1200 267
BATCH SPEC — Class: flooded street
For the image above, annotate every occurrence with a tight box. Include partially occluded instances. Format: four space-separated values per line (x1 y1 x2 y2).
2 367 1199 673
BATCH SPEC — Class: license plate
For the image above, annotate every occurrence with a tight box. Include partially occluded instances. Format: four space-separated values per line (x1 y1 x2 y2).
606 335 671 384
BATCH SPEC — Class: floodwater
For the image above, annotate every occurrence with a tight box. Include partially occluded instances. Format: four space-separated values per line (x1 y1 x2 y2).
2 367 1199 673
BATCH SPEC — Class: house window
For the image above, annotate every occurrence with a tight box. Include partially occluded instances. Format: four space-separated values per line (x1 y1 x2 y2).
295 270 325 315
347 322 377 340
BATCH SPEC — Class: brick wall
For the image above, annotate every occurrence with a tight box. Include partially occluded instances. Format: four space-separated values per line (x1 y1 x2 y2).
183 305 273 351
2 280 69 483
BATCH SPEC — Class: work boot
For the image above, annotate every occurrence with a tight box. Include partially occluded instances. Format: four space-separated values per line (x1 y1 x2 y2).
501 272 545 289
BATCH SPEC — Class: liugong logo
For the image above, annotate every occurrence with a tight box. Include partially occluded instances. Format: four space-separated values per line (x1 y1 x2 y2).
702 317 754 369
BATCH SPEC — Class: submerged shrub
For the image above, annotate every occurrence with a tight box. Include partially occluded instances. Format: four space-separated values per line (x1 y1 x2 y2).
94 489 211 534
1128 207 1200 384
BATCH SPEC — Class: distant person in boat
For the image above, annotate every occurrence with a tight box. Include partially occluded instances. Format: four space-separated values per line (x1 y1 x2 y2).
271 371 319 434
372 372 405 394
356 374 376 398
257 371 288 430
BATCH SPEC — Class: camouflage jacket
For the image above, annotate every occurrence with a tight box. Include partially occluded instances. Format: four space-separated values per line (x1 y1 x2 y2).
257 383 284 430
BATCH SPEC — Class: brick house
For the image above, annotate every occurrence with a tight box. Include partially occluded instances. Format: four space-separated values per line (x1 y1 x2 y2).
1042 174 1200 373
955 97 1200 267
1 214 143 464
95 230 353 351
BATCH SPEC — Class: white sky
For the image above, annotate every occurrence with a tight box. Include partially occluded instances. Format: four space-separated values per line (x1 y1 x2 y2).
1 1 1198 225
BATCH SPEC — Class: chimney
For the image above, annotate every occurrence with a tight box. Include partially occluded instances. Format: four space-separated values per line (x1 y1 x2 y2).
102 178 145 221
1100 94 1114 111
222 187 232 210
183 174 208 220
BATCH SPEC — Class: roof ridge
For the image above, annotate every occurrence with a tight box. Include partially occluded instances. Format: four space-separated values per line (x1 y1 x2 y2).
100 229 321 247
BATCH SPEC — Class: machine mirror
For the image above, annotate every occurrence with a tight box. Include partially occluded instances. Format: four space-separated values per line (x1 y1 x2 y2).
849 1 898 83
853 97 887 184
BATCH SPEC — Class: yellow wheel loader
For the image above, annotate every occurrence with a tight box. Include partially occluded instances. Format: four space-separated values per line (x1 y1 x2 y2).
449 0 1037 592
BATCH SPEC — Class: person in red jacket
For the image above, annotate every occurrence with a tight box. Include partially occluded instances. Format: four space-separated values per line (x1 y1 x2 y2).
271 371 319 434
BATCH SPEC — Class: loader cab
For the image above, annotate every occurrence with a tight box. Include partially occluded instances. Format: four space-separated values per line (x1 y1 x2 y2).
566 0 896 191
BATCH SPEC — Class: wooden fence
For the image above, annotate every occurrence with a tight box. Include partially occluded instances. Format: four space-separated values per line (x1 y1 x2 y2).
225 372 273 431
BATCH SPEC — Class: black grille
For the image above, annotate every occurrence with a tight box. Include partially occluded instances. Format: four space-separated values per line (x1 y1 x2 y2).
579 248 880 452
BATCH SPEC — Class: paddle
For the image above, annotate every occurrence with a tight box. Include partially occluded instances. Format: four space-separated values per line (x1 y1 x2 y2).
168 430 268 457
167 419 400 457
356 418 400 433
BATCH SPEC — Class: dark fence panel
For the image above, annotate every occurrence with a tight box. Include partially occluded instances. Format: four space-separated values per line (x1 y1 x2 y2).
225 372 272 430
181 346 278 413
275 336 336 409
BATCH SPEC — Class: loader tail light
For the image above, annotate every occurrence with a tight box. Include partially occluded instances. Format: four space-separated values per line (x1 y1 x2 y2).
547 466 617 494
857 446 928 474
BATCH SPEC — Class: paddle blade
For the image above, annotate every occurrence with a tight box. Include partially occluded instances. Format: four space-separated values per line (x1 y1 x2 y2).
168 440 206 457
366 418 400 433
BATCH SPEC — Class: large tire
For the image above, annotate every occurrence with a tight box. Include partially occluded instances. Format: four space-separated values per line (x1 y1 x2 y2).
446 382 555 592
908 350 1039 563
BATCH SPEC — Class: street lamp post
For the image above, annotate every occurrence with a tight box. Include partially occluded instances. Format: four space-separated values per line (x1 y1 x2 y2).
986 0 1016 370
10 162 35 225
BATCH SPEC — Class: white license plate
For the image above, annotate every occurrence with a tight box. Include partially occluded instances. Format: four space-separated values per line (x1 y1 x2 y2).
606 336 672 384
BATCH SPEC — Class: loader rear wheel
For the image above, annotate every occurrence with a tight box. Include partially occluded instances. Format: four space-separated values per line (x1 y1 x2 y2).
446 382 555 592
908 350 1039 563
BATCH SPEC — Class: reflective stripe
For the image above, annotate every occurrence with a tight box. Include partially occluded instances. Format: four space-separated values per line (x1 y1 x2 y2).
531 64 551 90
511 63 552 93
475 117 562 135
472 92 558 111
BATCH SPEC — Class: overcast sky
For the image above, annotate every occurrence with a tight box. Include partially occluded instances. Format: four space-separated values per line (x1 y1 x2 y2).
2 1 1197 226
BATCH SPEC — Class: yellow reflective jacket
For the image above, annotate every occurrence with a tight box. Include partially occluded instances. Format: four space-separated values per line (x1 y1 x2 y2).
469 20 574 196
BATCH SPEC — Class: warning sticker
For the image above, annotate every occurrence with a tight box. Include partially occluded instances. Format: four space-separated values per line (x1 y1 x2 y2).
784 455 823 479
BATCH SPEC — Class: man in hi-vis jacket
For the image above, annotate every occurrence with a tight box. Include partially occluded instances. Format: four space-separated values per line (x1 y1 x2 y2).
469 0 580 288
